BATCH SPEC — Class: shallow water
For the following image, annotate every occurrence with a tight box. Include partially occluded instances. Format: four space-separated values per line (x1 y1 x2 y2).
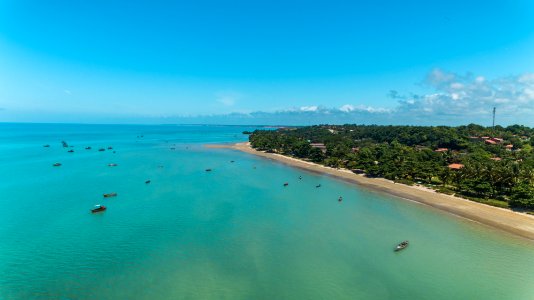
1 123 533 299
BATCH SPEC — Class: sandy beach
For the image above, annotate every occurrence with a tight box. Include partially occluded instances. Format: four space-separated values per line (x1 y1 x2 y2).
207 142 534 241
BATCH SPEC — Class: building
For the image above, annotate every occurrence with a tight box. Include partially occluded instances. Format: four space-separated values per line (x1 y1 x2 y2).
327 129 337 134
485 139 497 145
448 163 464 170
434 148 448 152
310 143 327 153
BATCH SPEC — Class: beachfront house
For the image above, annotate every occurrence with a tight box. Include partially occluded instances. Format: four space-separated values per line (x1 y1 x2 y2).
310 143 327 153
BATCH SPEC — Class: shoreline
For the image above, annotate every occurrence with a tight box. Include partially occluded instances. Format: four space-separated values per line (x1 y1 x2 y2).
207 142 534 241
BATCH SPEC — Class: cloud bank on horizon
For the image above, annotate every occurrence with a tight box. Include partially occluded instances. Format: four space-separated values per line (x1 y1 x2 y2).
1 69 533 126
168 69 534 126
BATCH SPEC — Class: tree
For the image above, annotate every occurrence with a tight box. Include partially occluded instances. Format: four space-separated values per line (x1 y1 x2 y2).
509 183 534 209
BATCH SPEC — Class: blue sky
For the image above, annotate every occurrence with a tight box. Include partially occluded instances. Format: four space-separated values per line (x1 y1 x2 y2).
1 0 533 125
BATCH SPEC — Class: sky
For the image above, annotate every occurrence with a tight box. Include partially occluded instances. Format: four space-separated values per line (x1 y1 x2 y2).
1 0 533 125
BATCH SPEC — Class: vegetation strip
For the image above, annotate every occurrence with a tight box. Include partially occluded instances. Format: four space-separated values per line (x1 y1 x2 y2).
249 124 534 210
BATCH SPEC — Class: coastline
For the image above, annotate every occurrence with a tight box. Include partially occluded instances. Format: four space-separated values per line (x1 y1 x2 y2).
207 142 534 241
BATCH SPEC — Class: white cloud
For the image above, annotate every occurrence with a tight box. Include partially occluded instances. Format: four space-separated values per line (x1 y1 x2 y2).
397 69 534 119
136 69 534 126
339 104 354 112
300 105 318 112
217 96 235 106
450 82 464 89
215 91 240 106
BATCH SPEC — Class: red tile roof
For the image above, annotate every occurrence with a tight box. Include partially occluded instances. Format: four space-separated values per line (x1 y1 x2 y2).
448 163 464 170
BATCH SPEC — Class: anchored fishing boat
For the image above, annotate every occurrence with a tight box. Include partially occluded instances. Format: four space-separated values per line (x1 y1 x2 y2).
91 205 106 213
395 241 409 252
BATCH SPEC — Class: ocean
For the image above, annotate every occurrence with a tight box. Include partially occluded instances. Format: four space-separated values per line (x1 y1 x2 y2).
0 123 533 299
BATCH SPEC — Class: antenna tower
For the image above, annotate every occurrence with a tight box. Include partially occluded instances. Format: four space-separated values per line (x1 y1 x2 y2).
492 107 496 129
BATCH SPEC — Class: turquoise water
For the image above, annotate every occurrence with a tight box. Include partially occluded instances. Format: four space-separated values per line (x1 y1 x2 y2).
1 123 534 300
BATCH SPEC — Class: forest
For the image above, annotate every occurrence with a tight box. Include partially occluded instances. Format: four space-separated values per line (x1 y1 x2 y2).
249 124 534 210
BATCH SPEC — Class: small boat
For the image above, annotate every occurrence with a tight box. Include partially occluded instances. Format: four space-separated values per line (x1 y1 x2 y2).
394 241 409 252
108 163 118 167
68 149 74 153
98 148 105 152
283 182 289 186
53 162 61 167
145 180 151 184
107 146 113 150
62 141 69 148
170 147 176 150
230 160 235 163
85 146 92 150
43 144 50 148
91 204 106 213
299 176 302 180
338 196 343 202
205 168 212 172
316 184 321 188
103 192 117 198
